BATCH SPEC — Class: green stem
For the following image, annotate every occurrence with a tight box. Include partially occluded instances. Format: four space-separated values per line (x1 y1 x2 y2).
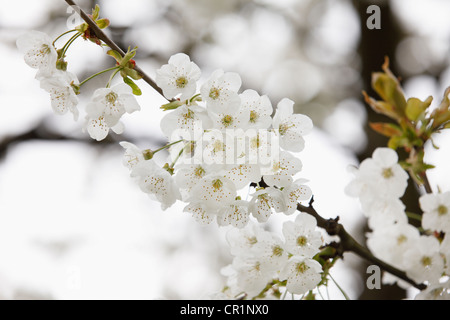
79 66 120 87
60 32 82 58
152 140 184 154
406 211 422 222
53 29 77 46
329 273 350 300
106 68 122 88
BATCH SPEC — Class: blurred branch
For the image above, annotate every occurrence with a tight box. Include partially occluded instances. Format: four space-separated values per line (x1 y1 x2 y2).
63 0 167 100
0 118 165 160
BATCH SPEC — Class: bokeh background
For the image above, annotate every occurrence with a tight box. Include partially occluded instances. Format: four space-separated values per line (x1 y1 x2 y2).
1 0 450 300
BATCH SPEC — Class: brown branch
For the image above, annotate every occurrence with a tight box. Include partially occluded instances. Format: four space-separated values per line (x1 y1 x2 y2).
64 0 166 99
297 198 426 291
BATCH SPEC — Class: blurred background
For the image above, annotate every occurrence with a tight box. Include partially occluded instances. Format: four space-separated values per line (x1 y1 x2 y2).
1 0 450 300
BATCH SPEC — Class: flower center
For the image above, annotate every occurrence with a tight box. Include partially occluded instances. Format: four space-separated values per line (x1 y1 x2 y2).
249 110 259 123
209 87 220 100
437 205 448 216
221 115 234 127
397 234 407 245
247 236 257 245
106 92 118 104
272 245 284 257
421 256 432 268
382 168 394 179
212 179 223 190
295 262 309 274
194 166 206 178
297 236 308 247
176 76 188 88
279 123 290 136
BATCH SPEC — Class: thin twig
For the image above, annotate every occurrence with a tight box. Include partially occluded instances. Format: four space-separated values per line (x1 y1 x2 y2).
297 200 426 291
64 0 166 99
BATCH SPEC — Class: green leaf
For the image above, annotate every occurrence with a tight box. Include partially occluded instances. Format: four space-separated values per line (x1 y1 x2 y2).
107 50 122 63
405 96 432 122
92 4 100 20
369 122 402 137
96 18 110 29
372 72 407 114
123 77 142 96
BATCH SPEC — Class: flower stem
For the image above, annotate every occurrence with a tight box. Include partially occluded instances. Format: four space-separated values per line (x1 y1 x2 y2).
152 140 184 154
60 32 82 58
79 66 120 87
106 68 122 88
53 29 77 46
63 0 168 100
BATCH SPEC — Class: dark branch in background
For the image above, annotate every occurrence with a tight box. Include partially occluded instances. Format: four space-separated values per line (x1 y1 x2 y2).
0 118 165 160
64 0 166 99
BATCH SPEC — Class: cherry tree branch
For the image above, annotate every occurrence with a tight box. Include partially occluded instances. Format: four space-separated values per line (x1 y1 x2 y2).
297 198 426 291
64 0 166 99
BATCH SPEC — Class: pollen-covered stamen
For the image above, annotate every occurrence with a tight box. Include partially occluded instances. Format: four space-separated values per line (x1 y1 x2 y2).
246 236 257 245
272 245 284 257
421 256 432 268
279 122 294 136
221 115 234 127
397 234 407 245
382 168 394 179
194 166 206 178
437 205 448 216
212 140 225 153
106 92 118 104
296 236 308 247
212 179 223 190
176 76 188 88
209 87 221 100
295 262 309 275
249 110 259 123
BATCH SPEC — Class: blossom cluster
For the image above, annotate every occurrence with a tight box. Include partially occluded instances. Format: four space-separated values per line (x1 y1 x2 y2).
121 53 314 228
16 31 141 141
346 147 450 299
219 214 323 299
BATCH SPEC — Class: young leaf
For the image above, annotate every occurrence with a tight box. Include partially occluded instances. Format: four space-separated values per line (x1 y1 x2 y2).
405 96 432 122
123 77 142 96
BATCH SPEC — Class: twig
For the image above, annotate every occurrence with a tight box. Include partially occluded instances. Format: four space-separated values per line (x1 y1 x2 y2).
297 199 426 291
64 0 166 99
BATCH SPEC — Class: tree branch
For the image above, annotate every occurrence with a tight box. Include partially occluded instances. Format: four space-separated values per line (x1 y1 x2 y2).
297 199 426 291
64 0 166 99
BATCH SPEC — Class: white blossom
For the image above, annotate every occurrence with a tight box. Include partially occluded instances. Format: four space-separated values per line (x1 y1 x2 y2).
279 256 322 295
282 180 313 215
40 70 79 120
17 30 57 77
131 160 181 210
190 175 237 211
345 147 408 200
282 212 322 258
366 223 420 269
238 89 273 129
85 83 140 141
119 141 145 170
263 151 303 188
250 187 285 223
200 69 242 115
217 200 251 229
403 235 445 285
419 191 450 233
272 98 313 152
155 53 201 100
160 104 211 141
